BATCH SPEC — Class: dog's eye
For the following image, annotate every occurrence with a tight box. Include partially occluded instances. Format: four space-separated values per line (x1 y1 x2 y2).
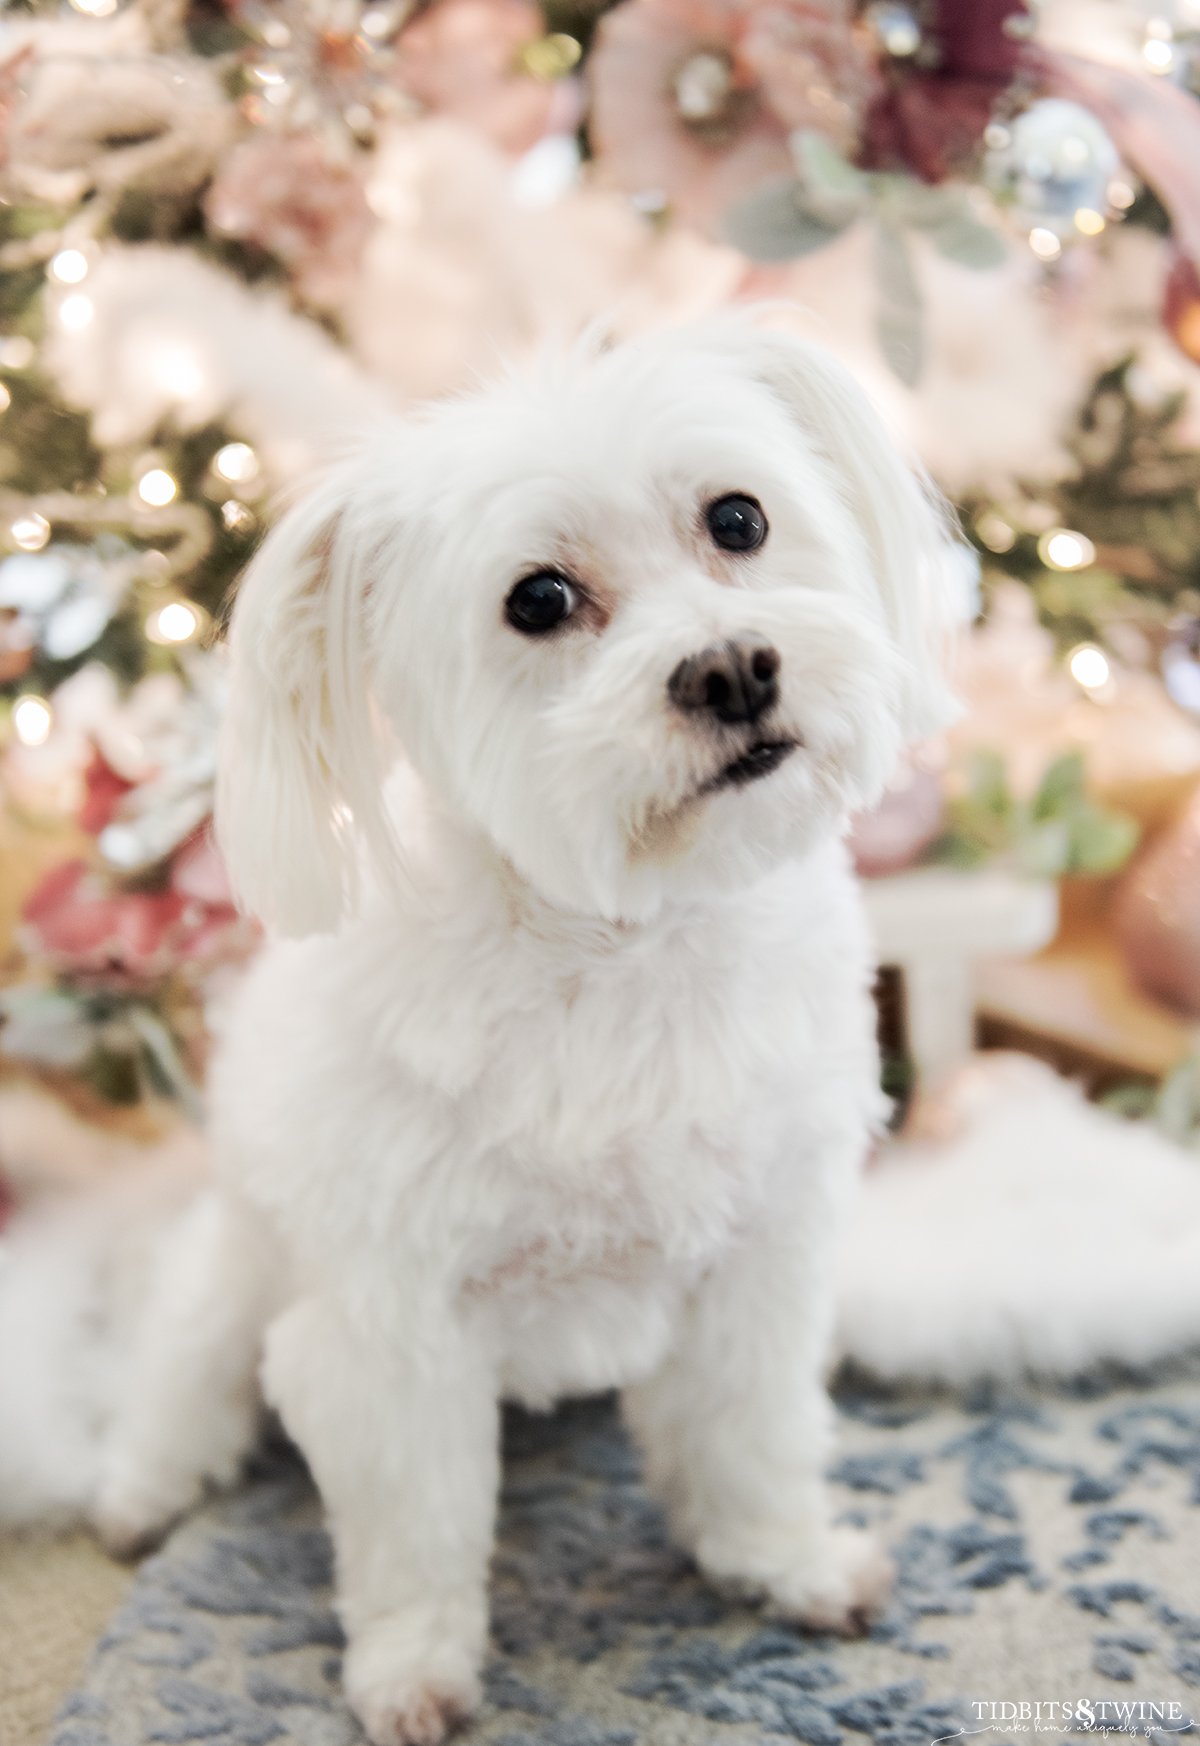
707 494 768 553
505 571 579 635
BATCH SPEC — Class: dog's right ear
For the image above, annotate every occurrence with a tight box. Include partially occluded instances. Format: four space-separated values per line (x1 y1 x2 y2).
216 465 398 937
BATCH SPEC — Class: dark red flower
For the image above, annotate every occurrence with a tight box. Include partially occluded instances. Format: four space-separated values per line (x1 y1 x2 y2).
863 0 1031 183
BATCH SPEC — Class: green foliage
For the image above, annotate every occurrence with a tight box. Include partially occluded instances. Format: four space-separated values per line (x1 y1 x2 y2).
0 984 204 1119
1102 1054 1200 1151
932 749 1140 876
963 355 1200 653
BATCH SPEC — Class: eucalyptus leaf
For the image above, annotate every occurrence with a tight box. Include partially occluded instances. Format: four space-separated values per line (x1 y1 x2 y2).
873 223 924 387
964 748 1011 819
1066 806 1139 875
1155 1057 1200 1146
792 130 870 226
1016 815 1072 877
722 178 847 264
0 986 95 1067
929 213 1007 270
125 1003 204 1122
1032 751 1087 820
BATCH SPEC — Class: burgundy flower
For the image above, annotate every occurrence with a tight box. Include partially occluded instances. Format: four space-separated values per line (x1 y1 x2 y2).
863 0 1031 183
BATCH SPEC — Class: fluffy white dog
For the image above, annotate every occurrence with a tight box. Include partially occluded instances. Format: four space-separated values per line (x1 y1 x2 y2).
81 315 956 1746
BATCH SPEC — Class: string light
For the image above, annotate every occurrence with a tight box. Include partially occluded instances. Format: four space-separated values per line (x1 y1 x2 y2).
522 33 583 79
0 337 34 369
147 600 202 645
151 346 204 401
1038 527 1096 570
68 0 118 13
1142 19 1175 71
1029 228 1062 262
58 293 94 331
11 511 50 552
213 441 259 485
49 248 89 285
136 467 178 508
1068 644 1111 692
221 499 255 534
0 384 11 414
12 694 53 747
1074 208 1106 236
1108 179 1137 210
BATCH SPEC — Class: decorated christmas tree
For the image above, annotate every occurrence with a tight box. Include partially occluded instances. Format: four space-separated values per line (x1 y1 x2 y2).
5 0 1200 1109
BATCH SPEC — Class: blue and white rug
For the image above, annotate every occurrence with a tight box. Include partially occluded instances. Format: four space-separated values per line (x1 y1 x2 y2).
52 1366 1200 1746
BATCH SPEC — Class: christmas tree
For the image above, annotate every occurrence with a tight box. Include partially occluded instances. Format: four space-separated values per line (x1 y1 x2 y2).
4 0 1200 1108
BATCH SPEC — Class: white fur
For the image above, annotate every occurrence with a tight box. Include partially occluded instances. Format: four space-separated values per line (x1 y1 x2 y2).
2 318 955 1745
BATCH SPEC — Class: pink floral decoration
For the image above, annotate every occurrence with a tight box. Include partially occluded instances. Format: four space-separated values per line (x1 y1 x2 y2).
393 0 572 156
78 749 135 836
205 132 373 309
23 853 251 992
588 0 878 235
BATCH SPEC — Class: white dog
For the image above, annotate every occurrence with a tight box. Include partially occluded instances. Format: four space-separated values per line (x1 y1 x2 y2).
83 315 956 1746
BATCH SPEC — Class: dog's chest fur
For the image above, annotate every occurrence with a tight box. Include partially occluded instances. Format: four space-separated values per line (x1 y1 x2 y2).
216 836 879 1383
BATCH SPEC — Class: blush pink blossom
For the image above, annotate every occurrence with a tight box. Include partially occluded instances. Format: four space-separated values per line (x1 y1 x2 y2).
393 0 574 155
205 133 373 309
588 0 878 235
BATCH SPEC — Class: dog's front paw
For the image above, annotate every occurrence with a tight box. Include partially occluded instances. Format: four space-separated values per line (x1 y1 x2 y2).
696 1521 894 1637
344 1611 482 1746
91 1472 198 1560
764 1524 895 1636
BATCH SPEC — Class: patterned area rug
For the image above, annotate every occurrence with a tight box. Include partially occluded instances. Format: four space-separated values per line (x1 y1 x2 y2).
53 1367 1200 1746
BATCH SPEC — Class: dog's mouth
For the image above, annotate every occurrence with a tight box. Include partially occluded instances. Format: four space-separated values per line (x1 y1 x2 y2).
700 738 799 796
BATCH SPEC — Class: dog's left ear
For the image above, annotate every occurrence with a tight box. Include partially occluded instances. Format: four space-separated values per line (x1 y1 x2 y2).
216 463 400 937
736 324 961 740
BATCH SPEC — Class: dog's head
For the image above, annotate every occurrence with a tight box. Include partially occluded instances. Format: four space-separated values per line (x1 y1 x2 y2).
217 316 960 932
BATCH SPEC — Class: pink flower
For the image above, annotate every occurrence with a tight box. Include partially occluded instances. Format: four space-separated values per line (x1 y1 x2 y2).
23 851 252 991
393 0 573 156
588 0 878 234
77 749 135 837
205 133 372 309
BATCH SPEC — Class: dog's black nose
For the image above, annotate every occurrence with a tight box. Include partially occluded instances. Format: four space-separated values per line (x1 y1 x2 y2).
668 638 781 726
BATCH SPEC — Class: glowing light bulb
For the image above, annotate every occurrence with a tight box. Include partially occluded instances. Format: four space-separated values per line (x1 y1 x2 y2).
213 441 259 485
221 499 255 534
0 383 12 414
1107 179 1136 210
49 248 89 285
1068 644 1111 691
58 293 94 331
0 337 34 369
69 0 118 13
152 347 204 400
12 694 53 747
148 600 200 644
136 467 178 508
1143 35 1174 70
1074 207 1106 236
1029 227 1062 262
11 512 50 552
1038 528 1096 571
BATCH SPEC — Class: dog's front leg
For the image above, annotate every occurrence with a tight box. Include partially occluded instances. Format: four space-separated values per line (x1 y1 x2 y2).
264 1293 498 1746
623 1145 892 1634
